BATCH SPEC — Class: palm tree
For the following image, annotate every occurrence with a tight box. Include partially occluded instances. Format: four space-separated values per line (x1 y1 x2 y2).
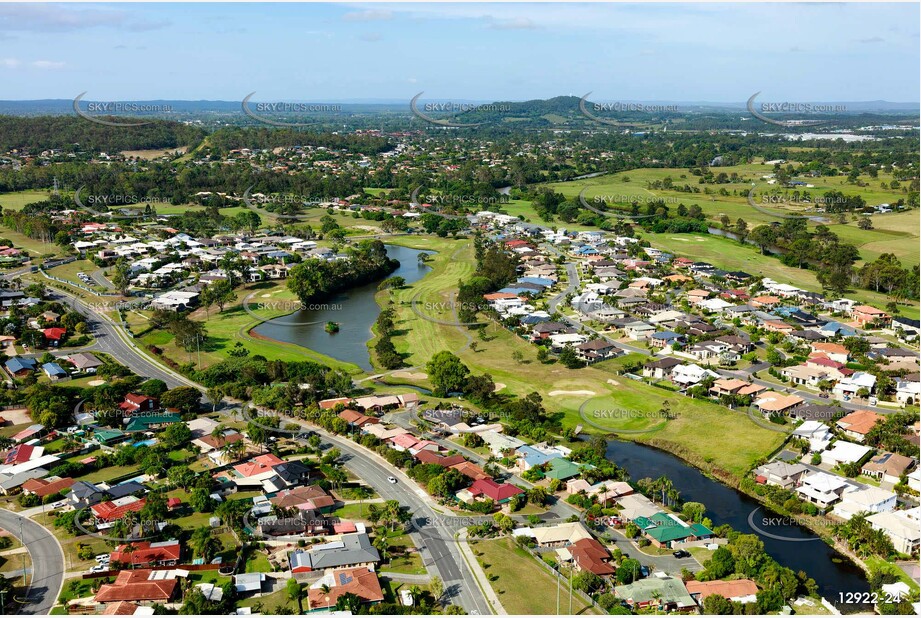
351 485 373 517
408 585 423 607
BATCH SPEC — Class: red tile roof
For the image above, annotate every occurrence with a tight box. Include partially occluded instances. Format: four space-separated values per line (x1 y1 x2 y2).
111 540 181 566
569 538 616 576
467 478 524 502
94 570 178 603
306 567 384 611
91 497 146 522
42 327 66 340
20 476 74 497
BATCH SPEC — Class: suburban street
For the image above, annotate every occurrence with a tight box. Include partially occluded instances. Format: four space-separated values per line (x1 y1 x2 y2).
0 508 65 615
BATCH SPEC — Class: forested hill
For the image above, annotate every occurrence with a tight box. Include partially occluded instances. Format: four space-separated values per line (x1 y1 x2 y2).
0 115 206 153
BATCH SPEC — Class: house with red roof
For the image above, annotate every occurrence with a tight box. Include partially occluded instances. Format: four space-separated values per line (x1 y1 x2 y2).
94 570 179 604
449 460 491 481
20 476 74 498
119 393 157 413
852 305 890 327
306 567 384 611
91 496 146 522
2 443 40 465
569 537 616 576
110 540 181 568
42 327 67 346
456 478 524 505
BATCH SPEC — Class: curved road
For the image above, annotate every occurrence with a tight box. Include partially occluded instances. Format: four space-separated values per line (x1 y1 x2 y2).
0 508 65 615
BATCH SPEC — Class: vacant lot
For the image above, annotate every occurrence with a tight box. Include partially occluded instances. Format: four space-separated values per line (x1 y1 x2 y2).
472 537 599 615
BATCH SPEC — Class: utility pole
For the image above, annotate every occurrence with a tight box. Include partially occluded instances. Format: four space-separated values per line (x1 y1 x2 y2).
19 518 26 590
568 556 573 614
556 566 560 615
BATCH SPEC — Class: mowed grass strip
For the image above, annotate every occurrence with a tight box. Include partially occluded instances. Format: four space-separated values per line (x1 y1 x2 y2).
472 537 599 615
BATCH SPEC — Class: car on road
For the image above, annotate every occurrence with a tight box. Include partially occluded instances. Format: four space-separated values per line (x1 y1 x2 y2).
672 549 691 559
387 476 398 484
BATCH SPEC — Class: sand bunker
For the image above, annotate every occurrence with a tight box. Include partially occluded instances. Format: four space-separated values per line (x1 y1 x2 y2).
391 371 428 380
493 383 507 392
87 379 106 386
549 390 596 397
606 379 620 386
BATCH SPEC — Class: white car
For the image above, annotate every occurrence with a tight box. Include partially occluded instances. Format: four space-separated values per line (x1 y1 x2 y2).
387 476 398 484
89 565 108 573
95 554 110 563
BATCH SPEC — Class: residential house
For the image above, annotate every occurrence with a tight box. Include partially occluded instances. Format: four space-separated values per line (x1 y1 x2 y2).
615 576 698 612
833 486 897 520
753 392 804 416
822 441 873 467
685 579 759 605
796 472 851 510
836 410 882 443
862 453 915 485
852 305 890 327
94 570 179 605
566 538 616 576
68 352 104 373
110 540 181 568
456 478 524 505
867 508 921 555
671 363 719 388
289 533 380 574
574 339 620 363
307 567 384 611
642 357 682 380
753 462 809 489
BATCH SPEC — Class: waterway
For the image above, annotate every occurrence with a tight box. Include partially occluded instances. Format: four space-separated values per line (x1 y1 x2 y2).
606 439 872 612
252 244 431 371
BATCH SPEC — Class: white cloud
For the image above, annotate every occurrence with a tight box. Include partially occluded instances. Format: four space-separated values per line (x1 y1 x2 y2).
343 10 392 23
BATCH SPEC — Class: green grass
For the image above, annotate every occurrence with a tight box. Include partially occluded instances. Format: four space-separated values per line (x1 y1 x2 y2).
135 279 364 373
0 190 55 211
245 552 272 573
237 586 300 613
472 537 599 615
541 165 919 270
865 556 921 593
382 532 426 575
78 465 140 484
57 576 101 603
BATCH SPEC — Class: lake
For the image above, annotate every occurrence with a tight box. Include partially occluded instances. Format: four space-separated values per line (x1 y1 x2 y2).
253 244 431 371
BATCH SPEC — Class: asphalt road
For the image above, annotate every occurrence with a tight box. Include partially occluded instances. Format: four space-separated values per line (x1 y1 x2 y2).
259 419 493 615
0 508 65 615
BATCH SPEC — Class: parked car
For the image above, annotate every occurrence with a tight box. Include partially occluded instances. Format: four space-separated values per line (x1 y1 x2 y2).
89 565 108 573
672 549 691 559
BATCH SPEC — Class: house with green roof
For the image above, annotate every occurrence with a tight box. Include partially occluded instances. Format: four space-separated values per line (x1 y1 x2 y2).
544 457 592 481
125 413 182 433
93 427 128 445
636 511 713 548
614 576 697 612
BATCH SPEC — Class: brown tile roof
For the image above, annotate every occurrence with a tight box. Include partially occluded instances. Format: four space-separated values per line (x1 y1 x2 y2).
685 579 758 601
102 601 140 615
569 538 615 576
21 476 74 497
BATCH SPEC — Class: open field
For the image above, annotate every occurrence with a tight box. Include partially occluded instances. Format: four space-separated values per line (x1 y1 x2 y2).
543 165 919 269
471 537 599 615
0 190 55 211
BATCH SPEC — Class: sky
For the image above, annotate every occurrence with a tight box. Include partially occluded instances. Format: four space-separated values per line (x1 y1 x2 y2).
0 2 918 103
